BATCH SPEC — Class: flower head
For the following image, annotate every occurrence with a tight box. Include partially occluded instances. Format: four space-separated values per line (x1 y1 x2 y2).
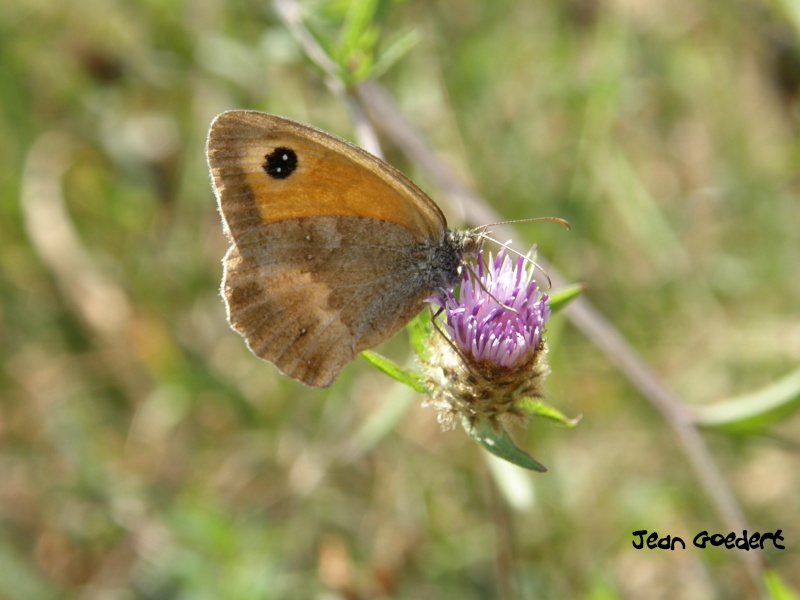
432 247 550 369
423 246 551 429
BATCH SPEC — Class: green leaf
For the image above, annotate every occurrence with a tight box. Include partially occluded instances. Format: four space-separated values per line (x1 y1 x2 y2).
360 350 429 394
463 417 547 472
407 310 434 361
371 27 421 79
764 569 800 600
547 283 584 314
340 0 379 53
517 397 581 427
692 367 800 433
336 0 380 81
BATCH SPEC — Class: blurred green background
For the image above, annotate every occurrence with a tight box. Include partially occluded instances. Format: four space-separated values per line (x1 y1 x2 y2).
2 0 798 598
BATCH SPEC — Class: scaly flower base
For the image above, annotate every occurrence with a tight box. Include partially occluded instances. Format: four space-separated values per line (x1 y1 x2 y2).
423 333 550 430
424 247 552 430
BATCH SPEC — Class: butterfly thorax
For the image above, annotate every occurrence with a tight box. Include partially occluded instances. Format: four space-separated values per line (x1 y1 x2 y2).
424 229 483 290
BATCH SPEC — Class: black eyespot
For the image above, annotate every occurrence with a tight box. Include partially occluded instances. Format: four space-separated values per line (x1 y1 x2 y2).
263 147 298 179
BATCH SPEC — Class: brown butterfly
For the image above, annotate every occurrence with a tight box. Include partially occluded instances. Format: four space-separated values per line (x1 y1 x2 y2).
206 111 481 387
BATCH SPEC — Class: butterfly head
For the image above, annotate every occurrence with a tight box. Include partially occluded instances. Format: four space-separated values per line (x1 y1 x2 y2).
436 229 483 286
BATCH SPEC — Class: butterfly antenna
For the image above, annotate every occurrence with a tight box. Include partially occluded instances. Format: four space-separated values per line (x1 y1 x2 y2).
472 216 570 233
475 233 554 289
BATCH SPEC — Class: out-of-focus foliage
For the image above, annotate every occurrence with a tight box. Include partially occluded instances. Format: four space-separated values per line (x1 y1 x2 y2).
1 1 798 598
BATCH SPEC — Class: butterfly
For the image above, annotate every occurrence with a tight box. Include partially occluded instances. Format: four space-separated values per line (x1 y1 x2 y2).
207 111 482 387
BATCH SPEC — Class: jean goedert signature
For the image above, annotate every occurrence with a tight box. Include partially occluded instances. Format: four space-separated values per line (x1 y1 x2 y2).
632 530 785 551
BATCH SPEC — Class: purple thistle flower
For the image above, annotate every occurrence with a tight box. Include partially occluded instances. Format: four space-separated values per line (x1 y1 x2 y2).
423 246 552 430
430 247 550 370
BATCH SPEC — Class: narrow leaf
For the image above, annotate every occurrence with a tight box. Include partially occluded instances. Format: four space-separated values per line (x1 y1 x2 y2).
340 0 379 53
360 350 429 394
407 310 434 361
517 397 581 427
371 28 421 79
764 569 800 600
692 367 800 433
463 417 547 472
548 284 584 314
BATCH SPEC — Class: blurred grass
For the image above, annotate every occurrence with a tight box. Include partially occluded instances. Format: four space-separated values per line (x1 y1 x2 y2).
1 0 799 598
